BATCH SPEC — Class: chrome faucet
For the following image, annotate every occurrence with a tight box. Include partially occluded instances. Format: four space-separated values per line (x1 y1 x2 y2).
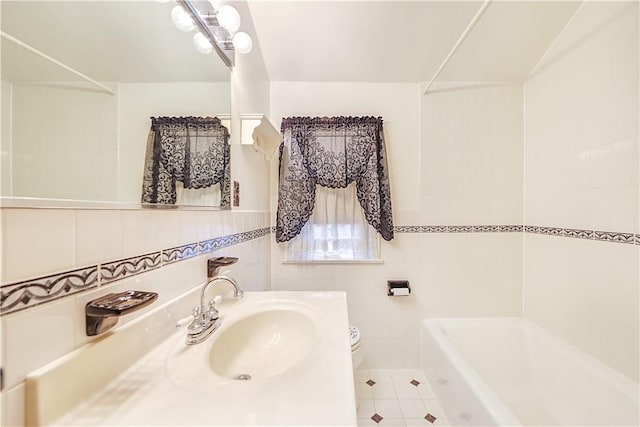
181 257 243 345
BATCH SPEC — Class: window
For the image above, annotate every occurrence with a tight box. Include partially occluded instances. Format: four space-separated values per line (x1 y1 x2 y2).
284 185 381 262
276 116 394 259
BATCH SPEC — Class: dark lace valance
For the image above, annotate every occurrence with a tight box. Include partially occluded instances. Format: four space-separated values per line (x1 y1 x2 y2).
141 116 230 207
276 116 394 242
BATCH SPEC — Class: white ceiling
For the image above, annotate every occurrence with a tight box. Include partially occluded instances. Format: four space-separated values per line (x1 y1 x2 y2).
1 1 230 83
247 0 582 83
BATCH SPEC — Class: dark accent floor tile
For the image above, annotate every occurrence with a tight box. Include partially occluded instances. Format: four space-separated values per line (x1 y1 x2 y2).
410 379 420 386
366 379 376 387
425 413 437 424
371 413 383 424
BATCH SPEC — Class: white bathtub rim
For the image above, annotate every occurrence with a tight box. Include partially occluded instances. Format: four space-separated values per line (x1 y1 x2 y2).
423 317 640 426
428 317 639 395
423 317 524 426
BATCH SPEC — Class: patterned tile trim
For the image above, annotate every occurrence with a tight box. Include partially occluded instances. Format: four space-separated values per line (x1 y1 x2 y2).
564 228 595 240
199 228 271 254
594 230 635 244
393 224 637 245
526 225 636 245
394 225 523 233
0 266 99 314
100 252 162 285
0 227 273 316
162 243 200 265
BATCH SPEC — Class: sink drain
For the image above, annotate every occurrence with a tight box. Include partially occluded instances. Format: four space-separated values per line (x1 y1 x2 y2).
234 374 252 381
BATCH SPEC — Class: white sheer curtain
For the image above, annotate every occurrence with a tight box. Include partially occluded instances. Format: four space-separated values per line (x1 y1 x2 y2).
285 183 380 261
176 182 221 206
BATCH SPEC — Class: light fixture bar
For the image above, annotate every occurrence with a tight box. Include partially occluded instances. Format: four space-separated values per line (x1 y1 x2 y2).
177 0 234 67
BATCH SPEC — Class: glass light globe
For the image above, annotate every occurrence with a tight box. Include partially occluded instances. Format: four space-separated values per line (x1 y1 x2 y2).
193 32 213 55
171 5 195 32
232 31 252 54
217 5 241 34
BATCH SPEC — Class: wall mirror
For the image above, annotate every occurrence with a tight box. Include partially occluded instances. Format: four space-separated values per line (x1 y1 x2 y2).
1 0 231 208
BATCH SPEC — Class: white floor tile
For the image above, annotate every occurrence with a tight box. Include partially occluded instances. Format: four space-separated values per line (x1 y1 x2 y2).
432 415 450 426
422 399 447 421
399 399 427 418
422 399 444 413
356 382 374 400
372 382 397 400
417 382 436 399
374 399 403 418
405 419 430 426
390 369 416 384
378 418 406 427
357 399 376 419
369 369 393 383
394 382 422 400
355 369 371 384
358 369 449 427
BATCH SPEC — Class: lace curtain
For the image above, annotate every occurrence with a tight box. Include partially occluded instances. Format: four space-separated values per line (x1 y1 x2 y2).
276 116 394 243
141 116 230 207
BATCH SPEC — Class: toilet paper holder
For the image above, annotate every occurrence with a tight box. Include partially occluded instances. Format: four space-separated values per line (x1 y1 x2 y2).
387 280 411 296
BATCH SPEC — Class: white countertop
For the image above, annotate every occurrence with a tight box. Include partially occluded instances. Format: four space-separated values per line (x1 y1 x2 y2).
29 292 357 426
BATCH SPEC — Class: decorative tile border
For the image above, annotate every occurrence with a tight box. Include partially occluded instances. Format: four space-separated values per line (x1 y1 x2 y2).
162 243 200 265
393 224 638 245
594 230 635 244
394 225 523 233
0 266 99 314
100 252 162 285
526 225 636 245
0 227 272 316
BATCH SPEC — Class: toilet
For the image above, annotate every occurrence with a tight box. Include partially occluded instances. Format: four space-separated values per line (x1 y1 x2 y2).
350 325 363 369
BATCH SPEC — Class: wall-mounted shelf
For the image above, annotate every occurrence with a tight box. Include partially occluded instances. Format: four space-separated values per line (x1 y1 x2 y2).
240 114 281 160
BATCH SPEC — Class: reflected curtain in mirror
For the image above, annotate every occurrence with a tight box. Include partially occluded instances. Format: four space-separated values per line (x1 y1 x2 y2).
141 116 230 207
276 116 394 243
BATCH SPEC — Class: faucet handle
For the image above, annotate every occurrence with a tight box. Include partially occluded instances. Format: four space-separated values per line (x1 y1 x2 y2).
176 306 202 328
207 295 222 321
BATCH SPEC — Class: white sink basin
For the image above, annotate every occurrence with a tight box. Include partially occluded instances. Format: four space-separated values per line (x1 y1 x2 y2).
164 298 322 390
209 308 316 380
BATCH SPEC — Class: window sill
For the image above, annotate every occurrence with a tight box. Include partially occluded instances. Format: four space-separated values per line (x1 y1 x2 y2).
280 259 384 265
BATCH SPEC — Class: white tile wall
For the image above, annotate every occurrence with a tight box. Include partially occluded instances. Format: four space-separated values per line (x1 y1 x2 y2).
523 1 639 381
524 1 639 233
8 84 118 201
1 209 76 282
269 81 525 369
271 233 523 368
420 83 523 225
523 234 639 380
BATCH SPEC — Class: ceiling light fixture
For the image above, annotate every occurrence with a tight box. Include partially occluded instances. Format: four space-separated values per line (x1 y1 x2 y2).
172 0 253 66
232 32 252 55
171 5 195 32
193 32 214 55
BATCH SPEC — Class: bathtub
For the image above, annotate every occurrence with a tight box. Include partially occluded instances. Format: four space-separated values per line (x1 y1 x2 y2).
420 318 639 426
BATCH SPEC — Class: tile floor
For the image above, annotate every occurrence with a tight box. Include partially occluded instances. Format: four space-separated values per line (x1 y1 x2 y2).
355 369 450 427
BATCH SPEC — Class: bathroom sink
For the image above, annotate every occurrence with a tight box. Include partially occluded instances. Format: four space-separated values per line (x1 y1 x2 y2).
209 307 316 380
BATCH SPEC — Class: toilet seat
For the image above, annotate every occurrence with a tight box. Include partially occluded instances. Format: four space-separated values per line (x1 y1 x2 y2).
350 326 361 350
350 325 363 369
